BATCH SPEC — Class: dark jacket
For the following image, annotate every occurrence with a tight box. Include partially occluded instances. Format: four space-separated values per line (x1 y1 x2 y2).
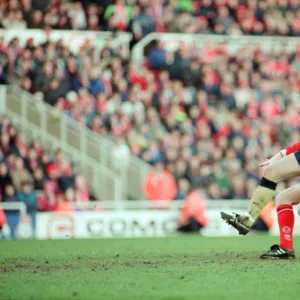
0 174 13 192
17 192 37 212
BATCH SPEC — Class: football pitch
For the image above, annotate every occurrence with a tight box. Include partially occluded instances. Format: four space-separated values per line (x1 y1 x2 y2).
1 236 300 300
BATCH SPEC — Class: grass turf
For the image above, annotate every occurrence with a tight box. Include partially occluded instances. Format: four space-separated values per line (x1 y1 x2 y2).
1 236 300 300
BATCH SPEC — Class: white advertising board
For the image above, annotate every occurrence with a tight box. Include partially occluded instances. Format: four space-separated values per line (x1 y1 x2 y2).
36 209 251 239
36 211 178 239
36 207 300 239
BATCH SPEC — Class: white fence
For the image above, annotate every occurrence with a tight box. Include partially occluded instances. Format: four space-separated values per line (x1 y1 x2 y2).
70 199 249 210
1 200 249 239
0 199 249 213
1 85 123 201
0 202 27 215
0 29 132 56
1 83 151 201
132 32 300 63
2 200 300 239
0 28 152 201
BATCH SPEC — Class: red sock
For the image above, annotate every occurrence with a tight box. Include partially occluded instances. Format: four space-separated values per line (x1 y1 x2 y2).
277 204 294 250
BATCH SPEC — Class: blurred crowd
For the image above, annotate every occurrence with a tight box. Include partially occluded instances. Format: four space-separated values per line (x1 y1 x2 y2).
1 0 300 204
0 116 91 217
144 41 300 200
1 30 300 201
0 0 300 38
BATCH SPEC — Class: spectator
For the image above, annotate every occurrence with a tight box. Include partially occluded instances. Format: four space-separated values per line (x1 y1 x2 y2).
3 184 18 202
2 10 27 29
142 140 164 165
88 69 105 97
10 157 33 191
22 0 33 22
0 148 4 164
54 149 72 177
17 181 37 232
45 163 59 190
144 161 177 201
147 41 166 70
132 5 156 40
55 188 75 212
33 168 45 190
37 181 58 212
0 163 13 193
175 178 191 200
15 133 29 159
104 0 133 31
68 1 87 30
31 0 51 12
177 188 208 233
74 176 90 203
0 64 7 84
215 6 234 34
182 57 202 87
196 16 212 34
1 0 300 37
1 132 15 157
112 136 131 171
195 0 216 19
44 79 64 106
0 116 90 213
1 3 300 201
28 10 43 28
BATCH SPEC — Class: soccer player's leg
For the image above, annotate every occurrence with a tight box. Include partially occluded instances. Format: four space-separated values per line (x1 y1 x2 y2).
221 151 300 235
260 183 300 259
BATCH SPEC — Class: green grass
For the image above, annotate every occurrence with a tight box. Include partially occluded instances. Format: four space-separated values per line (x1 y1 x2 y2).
1 236 300 300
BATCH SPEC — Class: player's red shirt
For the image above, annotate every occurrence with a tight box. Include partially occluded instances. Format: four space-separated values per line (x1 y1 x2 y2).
285 142 300 155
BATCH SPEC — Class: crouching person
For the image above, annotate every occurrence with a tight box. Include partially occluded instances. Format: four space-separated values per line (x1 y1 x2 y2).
177 188 208 233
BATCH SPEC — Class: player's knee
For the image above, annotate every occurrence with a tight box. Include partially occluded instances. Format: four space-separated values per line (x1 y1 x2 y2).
263 164 278 182
276 190 294 205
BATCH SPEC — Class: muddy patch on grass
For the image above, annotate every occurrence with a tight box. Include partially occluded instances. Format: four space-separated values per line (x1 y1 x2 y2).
0 263 78 274
0 252 265 274
3 257 36 264
0 259 203 273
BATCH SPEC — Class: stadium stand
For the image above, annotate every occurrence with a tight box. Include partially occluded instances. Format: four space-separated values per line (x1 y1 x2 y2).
0 115 91 212
0 0 300 37
2 2 300 297
1 0 300 202
1 29 300 200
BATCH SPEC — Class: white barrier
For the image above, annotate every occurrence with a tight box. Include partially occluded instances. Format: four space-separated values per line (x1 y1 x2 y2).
36 211 178 239
32 200 255 239
0 202 29 239
0 202 27 215
132 32 300 63
70 199 250 210
0 29 132 56
2 200 300 239
35 208 300 239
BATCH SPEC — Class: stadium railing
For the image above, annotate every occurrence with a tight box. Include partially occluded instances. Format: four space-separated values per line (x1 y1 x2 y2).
0 85 123 201
0 200 248 211
1 200 249 239
58 199 249 211
132 32 300 63
0 29 132 56
0 29 151 201
2 85 151 201
0 202 27 216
